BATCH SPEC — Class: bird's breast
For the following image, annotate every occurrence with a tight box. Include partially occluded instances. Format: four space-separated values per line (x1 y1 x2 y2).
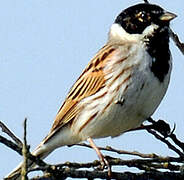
74 42 171 139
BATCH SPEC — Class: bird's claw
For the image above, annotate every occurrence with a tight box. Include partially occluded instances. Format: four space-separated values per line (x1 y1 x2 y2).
97 156 112 177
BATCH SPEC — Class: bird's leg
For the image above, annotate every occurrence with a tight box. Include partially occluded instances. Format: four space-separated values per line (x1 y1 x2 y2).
87 137 112 176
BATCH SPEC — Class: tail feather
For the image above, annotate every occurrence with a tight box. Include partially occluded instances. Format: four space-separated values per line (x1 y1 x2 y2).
4 159 35 180
4 143 53 180
5 125 81 179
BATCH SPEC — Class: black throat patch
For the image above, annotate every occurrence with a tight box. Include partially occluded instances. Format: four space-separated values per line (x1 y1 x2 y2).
146 27 170 82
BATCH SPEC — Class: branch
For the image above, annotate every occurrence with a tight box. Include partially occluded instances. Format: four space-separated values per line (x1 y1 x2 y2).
21 118 29 180
74 143 159 158
0 122 52 180
0 121 48 169
169 133 184 151
147 128 184 157
52 156 182 171
0 135 22 155
30 169 184 180
143 0 149 3
146 118 184 158
1 118 184 179
0 120 22 147
170 29 184 55
29 156 183 179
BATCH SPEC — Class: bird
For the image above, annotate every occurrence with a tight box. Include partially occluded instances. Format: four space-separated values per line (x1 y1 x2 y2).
5 3 176 179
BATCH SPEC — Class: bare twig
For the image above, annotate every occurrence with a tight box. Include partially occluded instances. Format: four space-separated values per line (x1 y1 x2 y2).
1 118 184 179
54 156 182 170
74 143 159 159
143 0 149 3
30 165 184 180
21 118 29 180
145 118 184 158
169 133 184 152
170 29 184 55
146 128 184 158
0 120 22 147
0 120 48 170
29 155 183 179
0 125 49 178
0 135 22 155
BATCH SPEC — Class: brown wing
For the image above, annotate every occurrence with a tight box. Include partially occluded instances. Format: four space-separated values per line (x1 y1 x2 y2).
44 44 117 142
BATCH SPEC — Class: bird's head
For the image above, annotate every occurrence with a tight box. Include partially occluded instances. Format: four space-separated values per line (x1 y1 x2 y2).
114 3 176 34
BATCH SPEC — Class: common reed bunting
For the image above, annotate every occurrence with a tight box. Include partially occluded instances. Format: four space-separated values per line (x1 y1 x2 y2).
6 3 176 179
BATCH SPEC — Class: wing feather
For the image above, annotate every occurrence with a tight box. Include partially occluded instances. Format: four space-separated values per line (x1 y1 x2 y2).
44 44 117 142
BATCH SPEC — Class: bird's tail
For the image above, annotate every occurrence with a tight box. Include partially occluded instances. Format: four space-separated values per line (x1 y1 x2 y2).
5 124 80 180
4 142 53 180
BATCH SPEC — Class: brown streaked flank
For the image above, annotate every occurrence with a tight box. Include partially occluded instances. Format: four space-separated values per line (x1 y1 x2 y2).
78 112 98 133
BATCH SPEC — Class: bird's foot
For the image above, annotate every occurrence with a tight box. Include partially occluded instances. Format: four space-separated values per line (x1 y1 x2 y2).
87 137 112 177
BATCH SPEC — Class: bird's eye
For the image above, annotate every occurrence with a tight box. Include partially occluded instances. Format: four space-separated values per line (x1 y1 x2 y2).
136 12 151 22
136 12 145 22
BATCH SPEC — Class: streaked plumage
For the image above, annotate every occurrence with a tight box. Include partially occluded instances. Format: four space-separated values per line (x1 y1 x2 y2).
5 3 176 179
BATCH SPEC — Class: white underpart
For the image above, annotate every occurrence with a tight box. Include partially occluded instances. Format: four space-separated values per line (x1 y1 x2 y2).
39 23 171 145
72 23 171 140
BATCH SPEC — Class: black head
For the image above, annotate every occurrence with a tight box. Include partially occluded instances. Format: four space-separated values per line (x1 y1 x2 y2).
115 3 176 34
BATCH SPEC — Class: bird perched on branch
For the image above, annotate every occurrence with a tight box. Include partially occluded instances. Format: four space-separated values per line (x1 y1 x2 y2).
5 3 176 179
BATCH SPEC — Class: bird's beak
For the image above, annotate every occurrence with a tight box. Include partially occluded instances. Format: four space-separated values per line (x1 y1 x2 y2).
159 11 177 21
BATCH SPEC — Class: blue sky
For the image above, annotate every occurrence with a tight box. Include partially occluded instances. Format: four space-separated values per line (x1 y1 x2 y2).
0 0 184 179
